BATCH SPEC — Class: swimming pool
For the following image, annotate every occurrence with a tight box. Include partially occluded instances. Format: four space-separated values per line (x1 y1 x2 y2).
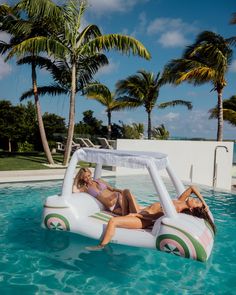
0 176 235 294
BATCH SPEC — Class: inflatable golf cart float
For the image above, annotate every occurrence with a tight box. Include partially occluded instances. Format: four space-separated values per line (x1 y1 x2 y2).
42 148 215 262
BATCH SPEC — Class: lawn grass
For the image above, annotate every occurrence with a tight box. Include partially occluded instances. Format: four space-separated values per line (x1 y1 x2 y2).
0 152 92 171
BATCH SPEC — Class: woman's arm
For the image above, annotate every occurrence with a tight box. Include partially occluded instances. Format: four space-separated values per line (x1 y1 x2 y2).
72 184 86 193
178 186 193 201
178 186 208 209
190 186 208 209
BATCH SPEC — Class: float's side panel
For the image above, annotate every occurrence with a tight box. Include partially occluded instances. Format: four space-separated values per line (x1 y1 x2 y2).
42 207 77 232
155 215 214 262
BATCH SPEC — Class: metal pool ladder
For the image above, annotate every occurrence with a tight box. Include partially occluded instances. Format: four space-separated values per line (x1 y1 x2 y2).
213 145 229 189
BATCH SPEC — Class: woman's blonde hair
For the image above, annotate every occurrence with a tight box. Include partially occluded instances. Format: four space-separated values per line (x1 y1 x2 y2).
74 167 91 188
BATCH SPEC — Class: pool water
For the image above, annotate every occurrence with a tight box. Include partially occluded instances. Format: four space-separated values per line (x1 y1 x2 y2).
0 176 236 294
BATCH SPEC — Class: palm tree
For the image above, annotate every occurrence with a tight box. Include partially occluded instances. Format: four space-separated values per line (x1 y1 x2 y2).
18 53 109 129
121 122 144 139
83 82 130 139
116 70 192 139
161 31 233 141
152 124 170 140
0 1 60 164
5 0 151 165
209 95 236 126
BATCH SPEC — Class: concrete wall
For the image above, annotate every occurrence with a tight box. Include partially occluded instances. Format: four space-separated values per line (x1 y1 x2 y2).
116 139 234 191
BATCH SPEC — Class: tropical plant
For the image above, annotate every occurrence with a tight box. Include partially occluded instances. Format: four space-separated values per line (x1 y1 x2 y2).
0 100 29 151
209 95 236 126
74 110 103 138
7 0 150 165
0 0 60 164
121 122 144 139
152 124 170 140
161 31 233 141
83 82 131 139
116 70 192 139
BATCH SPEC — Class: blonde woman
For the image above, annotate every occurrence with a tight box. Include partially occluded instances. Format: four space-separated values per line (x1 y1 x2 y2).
73 168 142 215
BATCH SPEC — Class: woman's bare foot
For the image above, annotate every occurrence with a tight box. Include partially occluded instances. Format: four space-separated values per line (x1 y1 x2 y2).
85 244 105 251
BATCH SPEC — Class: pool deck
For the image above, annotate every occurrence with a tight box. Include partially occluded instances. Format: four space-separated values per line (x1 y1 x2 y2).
0 166 236 192
0 167 115 183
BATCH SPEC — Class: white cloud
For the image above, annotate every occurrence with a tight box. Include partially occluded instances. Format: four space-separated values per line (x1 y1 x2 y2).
158 31 188 48
0 57 12 79
161 112 180 122
95 59 120 77
147 18 197 35
187 90 198 97
229 60 236 72
0 32 11 43
130 12 147 37
146 17 198 48
163 110 217 138
88 0 148 16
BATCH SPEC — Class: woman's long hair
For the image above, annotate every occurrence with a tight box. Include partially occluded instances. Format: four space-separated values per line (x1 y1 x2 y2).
74 168 91 188
182 206 216 234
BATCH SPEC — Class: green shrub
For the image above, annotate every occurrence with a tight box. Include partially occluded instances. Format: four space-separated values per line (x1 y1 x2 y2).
17 141 34 152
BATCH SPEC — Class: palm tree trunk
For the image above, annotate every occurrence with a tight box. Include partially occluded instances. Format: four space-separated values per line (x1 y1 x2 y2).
63 63 76 166
217 86 223 141
107 110 112 139
147 111 152 140
8 138 11 152
32 62 54 165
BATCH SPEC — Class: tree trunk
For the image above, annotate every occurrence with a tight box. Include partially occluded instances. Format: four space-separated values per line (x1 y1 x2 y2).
217 86 223 141
147 111 152 140
32 62 54 165
63 63 76 166
8 138 11 152
107 110 111 139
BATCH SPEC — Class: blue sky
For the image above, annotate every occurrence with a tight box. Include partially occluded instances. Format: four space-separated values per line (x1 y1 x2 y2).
0 0 236 139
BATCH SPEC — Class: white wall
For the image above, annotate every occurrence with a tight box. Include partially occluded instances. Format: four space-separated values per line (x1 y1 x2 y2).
116 139 234 191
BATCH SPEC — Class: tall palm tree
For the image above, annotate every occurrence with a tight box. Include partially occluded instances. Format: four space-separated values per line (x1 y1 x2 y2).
116 70 192 139
209 95 236 126
161 31 233 141
18 53 109 126
0 1 61 164
83 82 129 139
5 0 151 165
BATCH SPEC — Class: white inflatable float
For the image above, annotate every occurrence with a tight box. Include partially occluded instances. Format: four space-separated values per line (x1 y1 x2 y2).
42 148 215 262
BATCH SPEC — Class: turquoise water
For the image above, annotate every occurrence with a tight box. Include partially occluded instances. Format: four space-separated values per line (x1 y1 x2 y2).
0 176 236 295
233 143 236 164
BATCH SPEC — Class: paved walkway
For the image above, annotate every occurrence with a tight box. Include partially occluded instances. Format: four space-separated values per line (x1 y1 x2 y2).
0 168 115 184
0 168 235 192
0 169 67 183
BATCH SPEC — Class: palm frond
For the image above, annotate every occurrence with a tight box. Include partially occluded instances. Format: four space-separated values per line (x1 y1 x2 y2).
116 96 142 108
226 37 236 47
5 36 68 60
159 100 192 110
20 84 68 101
81 34 151 60
84 82 111 99
76 24 101 48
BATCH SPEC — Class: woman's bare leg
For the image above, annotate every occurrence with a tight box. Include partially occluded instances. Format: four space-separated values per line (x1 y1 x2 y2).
121 189 141 215
86 215 152 250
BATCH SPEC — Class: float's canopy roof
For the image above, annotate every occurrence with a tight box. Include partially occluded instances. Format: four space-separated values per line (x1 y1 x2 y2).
76 148 168 170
